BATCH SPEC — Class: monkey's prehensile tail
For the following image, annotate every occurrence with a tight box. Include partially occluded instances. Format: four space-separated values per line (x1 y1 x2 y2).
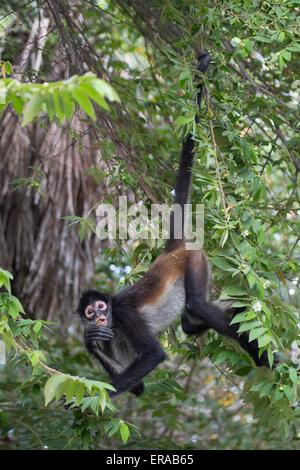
165 52 211 253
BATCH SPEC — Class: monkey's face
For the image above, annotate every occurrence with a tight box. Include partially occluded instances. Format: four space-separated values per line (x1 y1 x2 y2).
78 290 113 328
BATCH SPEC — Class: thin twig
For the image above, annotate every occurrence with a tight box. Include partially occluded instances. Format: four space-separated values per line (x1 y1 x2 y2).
199 37 228 214
211 361 241 390
275 127 300 172
194 337 241 390
209 117 228 214
183 357 198 394
289 236 300 257
16 339 62 376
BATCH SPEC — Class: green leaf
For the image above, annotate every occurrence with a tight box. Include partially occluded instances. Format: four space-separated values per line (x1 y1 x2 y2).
0 268 13 280
33 321 42 334
81 396 100 415
29 350 40 367
175 115 194 126
45 93 55 122
282 50 291 61
52 91 65 122
72 87 95 120
220 229 229 247
0 88 7 105
120 422 130 444
220 286 248 300
97 389 107 412
83 378 115 392
251 378 272 393
0 268 13 293
244 39 253 52
22 94 43 126
6 295 25 318
215 350 241 366
274 388 283 402
288 44 300 52
231 301 251 308
179 70 191 81
89 78 119 102
238 320 261 333
210 257 235 271
87 166 105 184
249 327 267 342
235 366 252 376
107 419 120 437
289 368 297 385
258 381 273 398
5 61 12 75
74 380 85 402
230 311 250 324
78 220 88 243
44 374 68 406
254 35 272 43
64 379 78 404
246 271 256 288
267 348 274 369
1 330 17 353
283 385 293 402
11 95 24 116
60 91 75 122
241 139 251 158
257 227 264 244
79 82 109 110
258 334 272 348
279 54 285 70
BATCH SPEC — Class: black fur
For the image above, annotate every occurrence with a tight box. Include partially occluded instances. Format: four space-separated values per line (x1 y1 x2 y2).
182 262 279 367
77 53 278 399
165 52 211 253
79 289 166 397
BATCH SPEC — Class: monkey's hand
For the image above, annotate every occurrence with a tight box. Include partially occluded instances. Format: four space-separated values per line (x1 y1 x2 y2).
84 325 114 345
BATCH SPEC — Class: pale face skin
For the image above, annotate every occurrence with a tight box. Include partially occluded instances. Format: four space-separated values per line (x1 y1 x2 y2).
84 300 108 327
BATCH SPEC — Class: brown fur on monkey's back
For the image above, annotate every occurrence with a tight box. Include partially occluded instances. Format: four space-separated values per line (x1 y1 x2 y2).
114 247 209 334
139 247 208 304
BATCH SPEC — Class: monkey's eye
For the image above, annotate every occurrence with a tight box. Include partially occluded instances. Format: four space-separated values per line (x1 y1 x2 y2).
85 307 94 319
96 301 107 311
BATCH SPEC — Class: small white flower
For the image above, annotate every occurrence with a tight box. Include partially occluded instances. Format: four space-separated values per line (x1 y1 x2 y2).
242 230 249 237
252 301 262 312
262 279 270 289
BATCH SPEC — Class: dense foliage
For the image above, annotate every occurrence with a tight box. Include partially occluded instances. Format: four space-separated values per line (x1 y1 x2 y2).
0 0 299 450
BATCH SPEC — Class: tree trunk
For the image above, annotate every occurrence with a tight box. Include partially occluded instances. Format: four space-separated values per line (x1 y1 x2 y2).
0 109 107 321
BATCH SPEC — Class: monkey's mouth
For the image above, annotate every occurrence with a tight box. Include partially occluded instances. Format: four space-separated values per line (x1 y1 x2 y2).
96 317 107 327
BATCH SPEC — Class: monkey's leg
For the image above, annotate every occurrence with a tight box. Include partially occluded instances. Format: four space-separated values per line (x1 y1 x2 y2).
130 382 144 396
183 257 278 367
181 251 210 336
181 311 209 336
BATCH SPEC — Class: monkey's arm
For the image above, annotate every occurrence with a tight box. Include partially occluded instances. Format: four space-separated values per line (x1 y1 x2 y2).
84 326 123 375
108 308 167 397
84 326 145 396
109 339 166 398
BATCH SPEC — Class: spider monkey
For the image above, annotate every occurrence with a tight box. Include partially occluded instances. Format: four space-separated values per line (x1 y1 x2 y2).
77 53 279 398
